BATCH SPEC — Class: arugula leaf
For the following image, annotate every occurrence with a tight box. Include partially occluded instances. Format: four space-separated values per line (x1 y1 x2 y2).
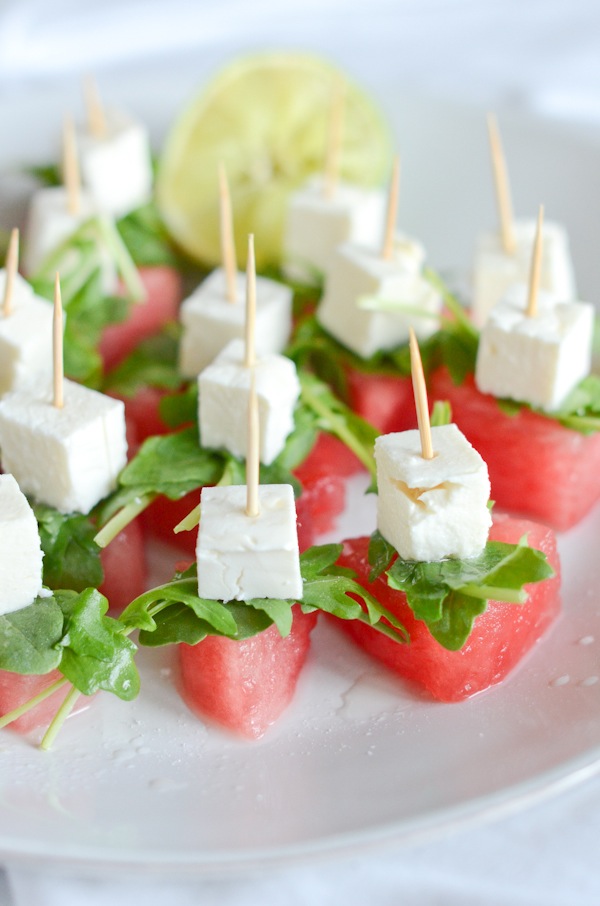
116 202 185 268
386 539 554 650
54 589 139 700
0 595 64 674
34 504 104 592
367 530 397 582
123 544 409 649
159 382 199 429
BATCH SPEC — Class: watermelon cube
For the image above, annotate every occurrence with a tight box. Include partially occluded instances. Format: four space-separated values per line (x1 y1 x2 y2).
336 514 561 702
430 366 600 529
0 669 88 734
99 519 147 614
99 265 182 371
345 366 416 435
178 605 317 738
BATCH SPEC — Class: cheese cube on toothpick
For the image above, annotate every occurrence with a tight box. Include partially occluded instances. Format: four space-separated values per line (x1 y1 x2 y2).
0 275 127 514
196 359 302 602
23 117 117 291
475 206 594 411
179 166 292 377
0 229 56 394
0 474 44 616
375 329 491 562
471 115 575 326
317 158 441 358
283 79 386 283
198 236 300 464
76 76 153 218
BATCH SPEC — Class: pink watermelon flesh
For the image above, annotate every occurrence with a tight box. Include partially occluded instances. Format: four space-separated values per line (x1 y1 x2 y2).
179 605 318 738
100 265 182 371
337 514 561 702
431 366 600 530
100 519 147 614
0 670 88 735
346 366 416 434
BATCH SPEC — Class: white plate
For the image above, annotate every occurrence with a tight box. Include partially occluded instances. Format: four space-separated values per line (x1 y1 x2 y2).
0 58 600 876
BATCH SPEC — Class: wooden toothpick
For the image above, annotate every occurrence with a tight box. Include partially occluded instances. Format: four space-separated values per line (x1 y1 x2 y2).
409 327 433 460
487 113 515 255
245 369 260 518
53 273 64 410
526 205 544 318
323 77 345 200
244 234 256 369
381 155 400 260
2 228 19 318
84 75 107 139
219 163 238 303
63 115 81 217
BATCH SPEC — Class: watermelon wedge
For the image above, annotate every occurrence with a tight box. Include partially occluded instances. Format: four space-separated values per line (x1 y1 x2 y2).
0 670 87 735
99 520 147 614
100 265 182 371
345 366 415 434
430 366 600 530
179 606 317 738
336 514 561 702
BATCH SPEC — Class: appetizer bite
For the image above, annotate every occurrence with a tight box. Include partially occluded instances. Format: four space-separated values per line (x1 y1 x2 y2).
335 330 559 701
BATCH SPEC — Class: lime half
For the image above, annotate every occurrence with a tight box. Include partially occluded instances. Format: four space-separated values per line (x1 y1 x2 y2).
156 52 392 269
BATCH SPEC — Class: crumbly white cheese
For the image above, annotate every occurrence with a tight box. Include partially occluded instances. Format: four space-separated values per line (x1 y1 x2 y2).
77 109 153 218
198 339 300 465
0 474 44 616
317 237 442 359
475 283 594 411
283 176 386 283
197 484 303 602
22 186 117 291
0 273 55 395
375 424 491 562
0 379 127 514
179 268 293 377
472 218 576 327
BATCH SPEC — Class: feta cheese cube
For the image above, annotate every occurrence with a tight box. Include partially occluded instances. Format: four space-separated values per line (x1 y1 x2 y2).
198 339 300 465
283 176 386 283
0 474 44 616
197 484 303 602
317 237 442 359
475 284 594 411
0 274 55 395
375 424 491 561
77 109 153 218
179 268 293 377
23 186 117 292
0 379 127 514
472 219 576 327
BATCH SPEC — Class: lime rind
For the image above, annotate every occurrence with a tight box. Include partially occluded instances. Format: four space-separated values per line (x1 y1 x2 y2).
156 52 393 269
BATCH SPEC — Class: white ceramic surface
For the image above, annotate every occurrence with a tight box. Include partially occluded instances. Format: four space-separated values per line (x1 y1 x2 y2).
0 63 599 876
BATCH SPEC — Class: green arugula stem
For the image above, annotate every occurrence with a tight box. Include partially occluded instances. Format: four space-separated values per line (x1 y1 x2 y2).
300 380 376 478
174 504 201 533
96 215 146 301
94 493 155 548
557 414 600 433
0 677 69 729
458 584 527 604
40 685 82 752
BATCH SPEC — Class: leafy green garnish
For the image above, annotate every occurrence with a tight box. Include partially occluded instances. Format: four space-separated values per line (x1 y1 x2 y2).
367 530 554 651
116 202 185 269
0 588 139 700
34 504 103 592
54 589 139 700
0 594 64 675
121 544 408 647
